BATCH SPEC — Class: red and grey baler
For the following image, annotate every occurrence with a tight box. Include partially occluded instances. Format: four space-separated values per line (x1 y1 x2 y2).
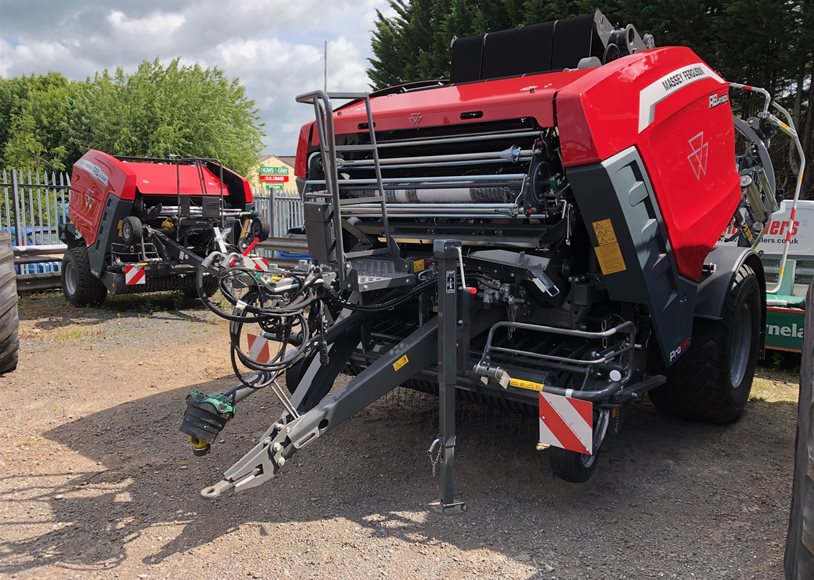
180 11 803 510
60 151 268 306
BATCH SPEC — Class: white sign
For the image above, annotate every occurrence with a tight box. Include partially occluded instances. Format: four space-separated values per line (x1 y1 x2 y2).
720 200 814 257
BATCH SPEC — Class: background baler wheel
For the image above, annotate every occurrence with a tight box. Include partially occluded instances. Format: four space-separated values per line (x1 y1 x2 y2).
121 216 143 245
0 232 19 375
649 262 760 423
61 247 107 307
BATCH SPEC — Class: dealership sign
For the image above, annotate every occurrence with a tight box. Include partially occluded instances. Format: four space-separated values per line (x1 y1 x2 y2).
720 200 814 257
259 165 289 176
766 307 804 352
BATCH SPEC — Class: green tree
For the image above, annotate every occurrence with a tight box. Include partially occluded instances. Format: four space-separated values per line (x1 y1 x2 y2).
368 0 814 196
0 59 264 177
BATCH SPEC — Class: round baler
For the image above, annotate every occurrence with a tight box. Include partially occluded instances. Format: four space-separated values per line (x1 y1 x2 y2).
59 152 268 306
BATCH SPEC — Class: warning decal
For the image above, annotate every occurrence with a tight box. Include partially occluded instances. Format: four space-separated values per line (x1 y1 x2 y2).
592 219 627 275
509 378 544 392
246 333 271 364
393 355 409 372
124 264 146 285
539 391 594 455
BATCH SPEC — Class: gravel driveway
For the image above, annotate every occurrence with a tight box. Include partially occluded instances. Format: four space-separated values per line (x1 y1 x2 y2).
0 292 799 579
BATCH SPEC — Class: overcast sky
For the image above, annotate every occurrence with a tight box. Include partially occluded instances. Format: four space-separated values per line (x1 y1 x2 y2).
0 0 392 155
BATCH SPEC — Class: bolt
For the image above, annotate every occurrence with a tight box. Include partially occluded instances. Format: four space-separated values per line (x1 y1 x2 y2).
276 457 286 467
272 442 282 452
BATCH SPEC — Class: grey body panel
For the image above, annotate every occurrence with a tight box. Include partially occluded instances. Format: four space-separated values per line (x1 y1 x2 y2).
567 146 697 365
87 198 133 277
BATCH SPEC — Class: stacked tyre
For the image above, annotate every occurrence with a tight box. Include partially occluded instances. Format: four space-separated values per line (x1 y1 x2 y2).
0 232 18 375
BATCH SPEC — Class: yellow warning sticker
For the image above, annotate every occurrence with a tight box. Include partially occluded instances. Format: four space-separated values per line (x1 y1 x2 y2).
592 218 618 245
413 259 425 273
592 218 627 275
393 355 409 372
509 378 545 392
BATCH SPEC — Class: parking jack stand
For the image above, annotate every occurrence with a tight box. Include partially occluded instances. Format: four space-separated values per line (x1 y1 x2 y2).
431 240 466 514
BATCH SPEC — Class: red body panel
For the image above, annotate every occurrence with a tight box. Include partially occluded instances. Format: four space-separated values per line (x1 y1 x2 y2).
294 69 593 178
557 47 738 280
121 162 232 198
295 46 739 281
69 150 136 246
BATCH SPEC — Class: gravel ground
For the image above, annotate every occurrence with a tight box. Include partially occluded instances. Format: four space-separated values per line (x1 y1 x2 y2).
0 291 800 579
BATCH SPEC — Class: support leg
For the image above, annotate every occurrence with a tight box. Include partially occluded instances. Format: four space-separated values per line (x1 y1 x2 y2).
432 239 466 514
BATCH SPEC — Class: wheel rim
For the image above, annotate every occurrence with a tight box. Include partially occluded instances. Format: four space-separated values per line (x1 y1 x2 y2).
729 300 753 387
64 261 77 295
580 452 596 468
123 221 132 241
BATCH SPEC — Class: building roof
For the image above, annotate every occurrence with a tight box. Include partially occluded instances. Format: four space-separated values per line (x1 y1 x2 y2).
257 154 296 168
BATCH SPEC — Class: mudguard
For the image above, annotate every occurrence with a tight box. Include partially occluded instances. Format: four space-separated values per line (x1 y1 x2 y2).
694 245 766 348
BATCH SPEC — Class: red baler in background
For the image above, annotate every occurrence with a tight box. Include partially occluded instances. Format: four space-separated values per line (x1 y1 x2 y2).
60 152 268 305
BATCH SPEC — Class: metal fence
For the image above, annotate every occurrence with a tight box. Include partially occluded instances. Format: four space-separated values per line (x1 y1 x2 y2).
1 169 71 289
253 191 304 237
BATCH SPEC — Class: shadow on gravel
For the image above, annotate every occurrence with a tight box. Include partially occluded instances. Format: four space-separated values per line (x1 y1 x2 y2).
18 290 212 330
0 378 798 576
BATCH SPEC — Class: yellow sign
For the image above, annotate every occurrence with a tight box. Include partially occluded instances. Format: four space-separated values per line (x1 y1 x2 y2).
592 218 627 275
413 259 425 273
393 355 409 372
509 378 544 392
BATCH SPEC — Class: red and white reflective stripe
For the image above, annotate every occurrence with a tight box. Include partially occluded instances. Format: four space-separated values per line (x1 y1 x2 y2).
253 257 269 272
246 333 271 364
538 392 594 455
124 264 146 285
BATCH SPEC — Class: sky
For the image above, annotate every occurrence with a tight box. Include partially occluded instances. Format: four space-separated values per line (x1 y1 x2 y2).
0 0 393 155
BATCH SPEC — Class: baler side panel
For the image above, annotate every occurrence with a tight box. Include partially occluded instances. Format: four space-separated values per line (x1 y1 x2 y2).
557 46 740 282
567 147 696 365
69 150 137 247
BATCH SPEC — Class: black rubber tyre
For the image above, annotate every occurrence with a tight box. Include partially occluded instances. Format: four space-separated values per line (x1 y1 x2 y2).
61 247 107 307
0 233 19 375
649 263 761 424
550 447 599 483
183 278 218 299
785 283 814 579
250 216 271 241
121 216 143 245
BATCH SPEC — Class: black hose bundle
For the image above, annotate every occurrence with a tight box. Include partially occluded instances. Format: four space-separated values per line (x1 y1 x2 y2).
194 252 436 389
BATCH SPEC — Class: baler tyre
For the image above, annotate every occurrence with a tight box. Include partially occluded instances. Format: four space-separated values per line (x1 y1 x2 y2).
0 233 19 375
550 447 599 483
250 216 270 242
121 216 143 245
61 247 107 307
184 278 218 299
649 263 760 424
785 284 814 579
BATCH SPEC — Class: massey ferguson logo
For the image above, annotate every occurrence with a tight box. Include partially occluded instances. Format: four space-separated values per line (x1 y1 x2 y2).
687 132 709 180
409 113 423 127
